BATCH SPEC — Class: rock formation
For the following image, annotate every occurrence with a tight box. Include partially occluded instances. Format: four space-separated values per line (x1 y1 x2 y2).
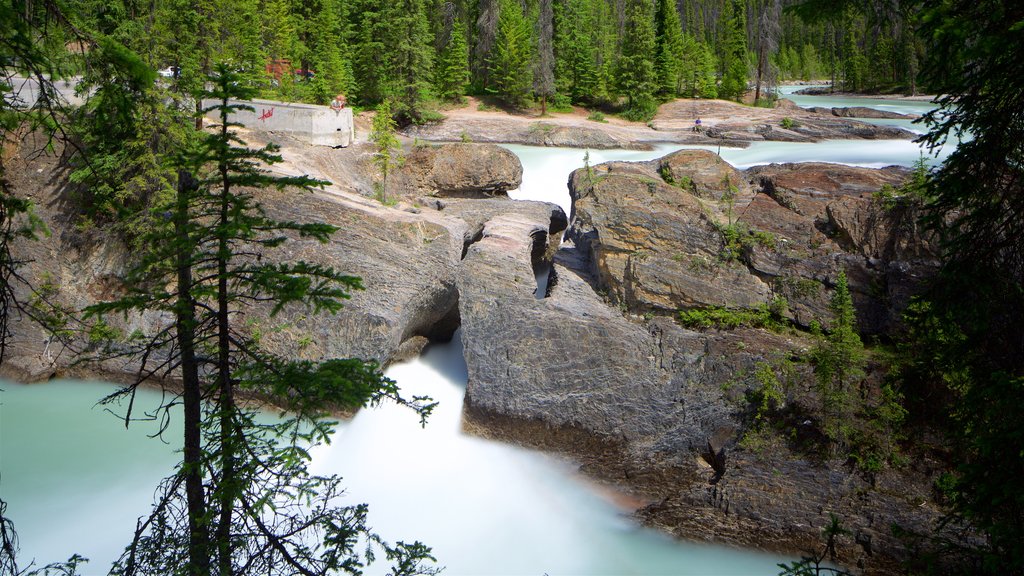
2 131 948 574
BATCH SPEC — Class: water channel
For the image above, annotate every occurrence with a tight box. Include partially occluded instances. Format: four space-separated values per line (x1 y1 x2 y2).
1 89 943 574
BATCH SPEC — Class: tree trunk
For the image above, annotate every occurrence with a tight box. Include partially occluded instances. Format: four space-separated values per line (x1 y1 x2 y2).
175 170 211 576
754 43 765 103
215 108 236 576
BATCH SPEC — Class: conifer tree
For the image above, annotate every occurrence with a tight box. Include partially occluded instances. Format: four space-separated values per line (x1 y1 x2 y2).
487 0 534 108
86 65 438 575
352 0 393 104
389 0 436 122
811 269 865 451
370 100 403 202
553 0 600 104
436 15 471 102
719 0 748 101
616 0 657 119
654 0 685 97
678 32 717 98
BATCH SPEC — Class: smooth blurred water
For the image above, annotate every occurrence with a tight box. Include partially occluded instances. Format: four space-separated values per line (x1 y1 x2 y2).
1 380 182 569
505 136 949 219
0 335 786 575
776 84 939 119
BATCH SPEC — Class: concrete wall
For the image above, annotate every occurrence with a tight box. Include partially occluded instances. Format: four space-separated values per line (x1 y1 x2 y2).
204 98 355 147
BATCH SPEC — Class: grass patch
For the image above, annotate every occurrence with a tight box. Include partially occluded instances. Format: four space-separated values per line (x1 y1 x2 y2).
677 297 789 331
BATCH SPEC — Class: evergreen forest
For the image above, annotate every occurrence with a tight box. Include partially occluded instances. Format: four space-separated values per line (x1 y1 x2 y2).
31 0 927 123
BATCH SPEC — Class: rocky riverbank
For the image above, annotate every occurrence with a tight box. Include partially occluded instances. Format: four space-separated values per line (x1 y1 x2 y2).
3 126 955 573
404 97 916 148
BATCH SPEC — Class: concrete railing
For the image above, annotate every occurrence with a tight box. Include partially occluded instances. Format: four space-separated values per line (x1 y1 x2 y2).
203 98 355 148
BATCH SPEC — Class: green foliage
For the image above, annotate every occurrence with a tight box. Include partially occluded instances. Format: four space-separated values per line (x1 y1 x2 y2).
587 110 606 122
872 157 929 211
719 0 749 101
780 117 797 129
677 297 789 332
84 65 438 576
553 0 613 105
653 0 686 97
370 100 403 203
436 16 470 102
487 0 534 108
810 270 865 451
388 0 435 123
617 0 658 119
910 1 1024 564
753 360 788 422
678 35 718 99
716 221 777 262
66 39 187 239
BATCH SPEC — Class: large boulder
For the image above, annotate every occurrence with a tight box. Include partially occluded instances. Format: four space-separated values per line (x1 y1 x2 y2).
399 142 523 198
566 153 940 335
828 106 919 120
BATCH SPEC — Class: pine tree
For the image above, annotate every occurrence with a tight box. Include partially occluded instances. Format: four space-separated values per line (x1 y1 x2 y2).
616 0 657 119
654 0 685 97
389 0 436 122
352 0 393 104
370 100 403 202
436 14 471 101
86 65 438 575
678 32 717 98
719 0 748 101
811 269 865 451
553 0 600 104
487 0 534 108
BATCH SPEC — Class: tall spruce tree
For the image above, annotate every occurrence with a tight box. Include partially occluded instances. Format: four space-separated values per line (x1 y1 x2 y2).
654 0 685 96
436 14 471 101
487 0 534 108
352 0 393 104
389 0 436 123
86 65 438 575
370 99 403 202
811 269 865 452
911 1 1024 567
616 0 657 118
719 0 748 100
553 0 600 104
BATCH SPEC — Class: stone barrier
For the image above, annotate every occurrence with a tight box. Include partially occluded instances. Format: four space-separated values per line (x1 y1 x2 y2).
204 98 355 147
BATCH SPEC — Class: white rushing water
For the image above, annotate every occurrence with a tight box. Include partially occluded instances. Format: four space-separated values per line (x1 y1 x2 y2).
1 338 784 575
2 90 948 574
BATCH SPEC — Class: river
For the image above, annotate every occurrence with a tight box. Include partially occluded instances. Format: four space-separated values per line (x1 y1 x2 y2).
1 90 942 574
